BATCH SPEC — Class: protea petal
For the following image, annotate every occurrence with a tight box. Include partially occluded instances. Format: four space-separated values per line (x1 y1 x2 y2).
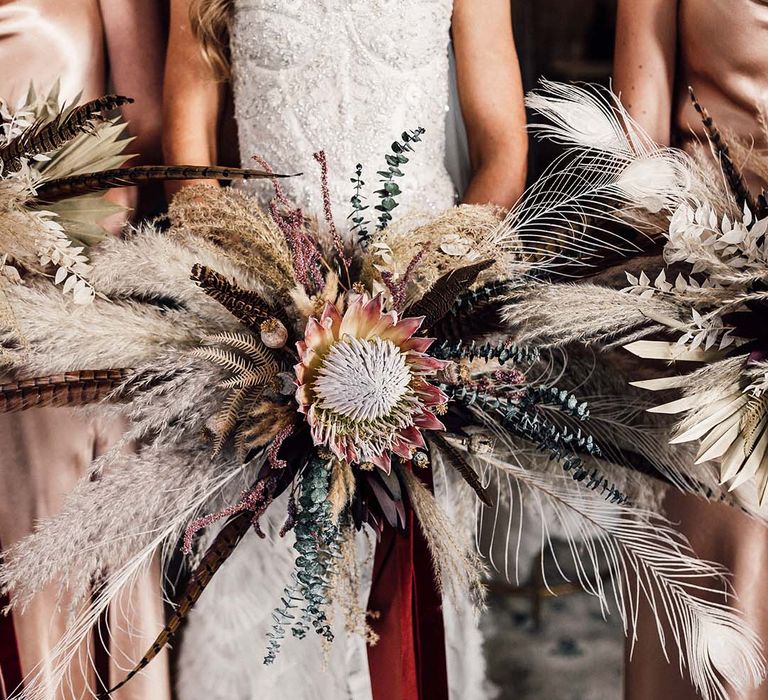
382 316 424 345
414 410 445 431
401 337 434 353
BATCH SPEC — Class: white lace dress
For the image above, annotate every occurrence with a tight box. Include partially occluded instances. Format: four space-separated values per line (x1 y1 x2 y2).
176 2 486 699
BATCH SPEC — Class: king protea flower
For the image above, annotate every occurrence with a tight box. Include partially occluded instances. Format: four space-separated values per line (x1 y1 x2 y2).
294 293 449 471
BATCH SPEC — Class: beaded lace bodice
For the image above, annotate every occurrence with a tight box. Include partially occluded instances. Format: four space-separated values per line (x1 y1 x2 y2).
230 0 456 230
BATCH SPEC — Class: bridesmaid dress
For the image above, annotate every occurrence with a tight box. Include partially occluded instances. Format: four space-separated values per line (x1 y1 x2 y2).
626 2 768 698
0 2 170 699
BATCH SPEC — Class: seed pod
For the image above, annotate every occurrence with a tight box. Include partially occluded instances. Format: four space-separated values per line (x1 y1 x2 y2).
260 318 288 349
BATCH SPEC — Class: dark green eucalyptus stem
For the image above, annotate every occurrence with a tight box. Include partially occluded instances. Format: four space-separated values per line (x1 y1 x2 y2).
265 454 341 664
445 384 628 505
349 163 372 246
375 127 425 231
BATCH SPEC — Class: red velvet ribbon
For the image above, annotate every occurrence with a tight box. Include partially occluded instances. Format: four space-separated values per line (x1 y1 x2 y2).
0 537 22 700
367 473 448 700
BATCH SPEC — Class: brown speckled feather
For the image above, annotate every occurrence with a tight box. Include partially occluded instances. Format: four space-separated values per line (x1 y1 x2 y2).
0 369 133 411
103 511 253 698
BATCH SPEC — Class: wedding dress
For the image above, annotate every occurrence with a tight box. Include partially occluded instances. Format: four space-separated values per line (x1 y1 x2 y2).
176 2 487 699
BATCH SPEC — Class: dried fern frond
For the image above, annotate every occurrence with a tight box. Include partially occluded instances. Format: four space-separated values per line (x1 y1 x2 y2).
0 368 133 411
192 332 281 455
236 401 295 458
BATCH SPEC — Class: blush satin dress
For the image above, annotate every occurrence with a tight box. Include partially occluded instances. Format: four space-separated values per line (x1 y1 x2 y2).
0 2 170 699
626 2 768 699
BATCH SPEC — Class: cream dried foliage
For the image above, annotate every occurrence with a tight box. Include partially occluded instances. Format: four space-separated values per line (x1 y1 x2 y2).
327 527 378 645
367 204 509 303
504 282 678 348
327 459 356 524
401 467 485 608
168 185 295 294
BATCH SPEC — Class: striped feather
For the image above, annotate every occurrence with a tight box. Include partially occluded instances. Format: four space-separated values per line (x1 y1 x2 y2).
0 369 133 411
102 511 253 698
33 166 283 202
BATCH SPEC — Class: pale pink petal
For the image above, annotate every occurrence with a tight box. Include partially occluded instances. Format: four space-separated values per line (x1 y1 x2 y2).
382 316 423 344
409 354 451 372
296 385 312 413
417 383 448 406
320 301 342 336
339 295 366 337
304 317 327 351
401 337 434 353
358 294 384 338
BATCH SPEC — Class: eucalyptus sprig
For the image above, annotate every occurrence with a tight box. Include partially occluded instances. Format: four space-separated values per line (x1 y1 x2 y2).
375 127 425 231
349 163 371 246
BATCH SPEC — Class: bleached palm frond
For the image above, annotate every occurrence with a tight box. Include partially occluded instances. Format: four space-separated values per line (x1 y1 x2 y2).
472 446 765 700
632 354 768 505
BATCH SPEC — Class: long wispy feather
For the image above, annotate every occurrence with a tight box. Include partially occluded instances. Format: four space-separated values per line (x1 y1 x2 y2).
104 511 254 697
487 81 697 273
400 466 485 607
473 449 765 700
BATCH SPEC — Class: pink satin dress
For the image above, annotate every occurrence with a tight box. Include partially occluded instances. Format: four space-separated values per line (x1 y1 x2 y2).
626 2 768 699
0 2 169 699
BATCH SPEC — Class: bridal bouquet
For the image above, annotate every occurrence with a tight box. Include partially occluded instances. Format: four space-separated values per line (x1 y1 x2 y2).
0 86 765 700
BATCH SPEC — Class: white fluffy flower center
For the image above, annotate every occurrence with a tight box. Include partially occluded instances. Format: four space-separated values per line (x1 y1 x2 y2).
314 336 412 422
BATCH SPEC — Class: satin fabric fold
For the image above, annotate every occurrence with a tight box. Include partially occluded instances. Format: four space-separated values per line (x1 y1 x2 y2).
367 469 448 700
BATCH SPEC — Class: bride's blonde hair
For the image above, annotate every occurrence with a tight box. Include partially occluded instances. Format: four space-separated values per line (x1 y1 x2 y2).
190 0 234 79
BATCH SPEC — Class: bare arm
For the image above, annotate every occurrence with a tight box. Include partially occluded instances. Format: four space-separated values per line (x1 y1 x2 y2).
452 0 527 209
100 0 165 165
163 0 226 190
613 0 678 145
